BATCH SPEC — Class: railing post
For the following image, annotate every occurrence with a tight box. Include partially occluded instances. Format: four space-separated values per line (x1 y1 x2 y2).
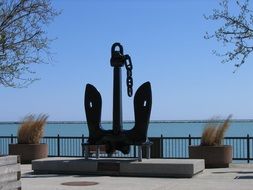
160 134 163 158
81 135 85 157
11 134 14 144
188 134 192 146
57 134 60 157
247 134 250 163
134 145 136 158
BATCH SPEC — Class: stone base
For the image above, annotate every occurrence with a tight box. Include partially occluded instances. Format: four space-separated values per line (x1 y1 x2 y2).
0 156 21 190
32 157 204 178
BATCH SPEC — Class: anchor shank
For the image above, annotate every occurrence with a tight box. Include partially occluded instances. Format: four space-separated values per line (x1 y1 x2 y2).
112 67 123 135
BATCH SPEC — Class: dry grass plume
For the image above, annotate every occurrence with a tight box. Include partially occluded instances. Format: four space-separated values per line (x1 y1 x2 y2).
18 114 48 144
201 115 232 146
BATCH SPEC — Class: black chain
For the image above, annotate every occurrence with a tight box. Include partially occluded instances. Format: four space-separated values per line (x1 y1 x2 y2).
124 54 133 97
110 43 133 97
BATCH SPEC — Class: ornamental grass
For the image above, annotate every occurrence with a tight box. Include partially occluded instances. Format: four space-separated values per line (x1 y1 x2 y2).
201 115 232 146
18 114 48 144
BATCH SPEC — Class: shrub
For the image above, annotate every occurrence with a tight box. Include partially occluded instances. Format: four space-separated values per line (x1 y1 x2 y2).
201 115 232 146
18 114 48 144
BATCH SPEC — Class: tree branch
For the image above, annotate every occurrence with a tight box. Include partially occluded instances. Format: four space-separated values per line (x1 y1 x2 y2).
205 0 253 70
0 0 59 88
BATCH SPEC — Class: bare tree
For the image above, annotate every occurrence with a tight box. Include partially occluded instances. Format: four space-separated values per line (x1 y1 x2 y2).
205 0 253 72
0 0 59 87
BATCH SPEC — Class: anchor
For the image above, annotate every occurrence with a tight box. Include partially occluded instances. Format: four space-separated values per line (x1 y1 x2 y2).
84 43 152 155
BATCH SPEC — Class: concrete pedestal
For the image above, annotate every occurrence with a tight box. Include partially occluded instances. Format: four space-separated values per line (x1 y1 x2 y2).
32 157 204 178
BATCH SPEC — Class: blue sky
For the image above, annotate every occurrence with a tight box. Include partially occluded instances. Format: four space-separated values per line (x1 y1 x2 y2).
1 0 253 121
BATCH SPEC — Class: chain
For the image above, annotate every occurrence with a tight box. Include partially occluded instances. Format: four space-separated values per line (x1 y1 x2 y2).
110 43 133 97
124 54 133 97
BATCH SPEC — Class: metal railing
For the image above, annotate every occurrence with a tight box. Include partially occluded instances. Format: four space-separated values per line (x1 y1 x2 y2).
1 134 253 163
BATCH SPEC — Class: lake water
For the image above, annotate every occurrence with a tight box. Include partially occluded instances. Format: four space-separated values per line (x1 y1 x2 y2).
1 120 253 137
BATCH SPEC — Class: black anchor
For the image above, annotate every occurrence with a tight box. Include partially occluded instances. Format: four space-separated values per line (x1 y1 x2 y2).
84 43 152 154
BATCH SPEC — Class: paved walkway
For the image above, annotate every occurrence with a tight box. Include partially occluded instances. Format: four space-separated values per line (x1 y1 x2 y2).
21 164 253 190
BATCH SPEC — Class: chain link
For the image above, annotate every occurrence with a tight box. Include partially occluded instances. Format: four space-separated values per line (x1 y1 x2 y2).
124 54 133 97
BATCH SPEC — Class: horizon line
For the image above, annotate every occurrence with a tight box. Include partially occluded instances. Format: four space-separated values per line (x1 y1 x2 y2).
1 119 253 124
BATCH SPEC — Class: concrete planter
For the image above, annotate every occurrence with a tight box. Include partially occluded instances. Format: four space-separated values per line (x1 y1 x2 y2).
189 145 232 168
9 144 48 164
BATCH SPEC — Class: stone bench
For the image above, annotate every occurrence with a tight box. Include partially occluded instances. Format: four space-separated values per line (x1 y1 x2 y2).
0 155 21 190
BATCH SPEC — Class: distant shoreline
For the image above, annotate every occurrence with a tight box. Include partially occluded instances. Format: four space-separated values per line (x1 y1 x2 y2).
1 119 253 125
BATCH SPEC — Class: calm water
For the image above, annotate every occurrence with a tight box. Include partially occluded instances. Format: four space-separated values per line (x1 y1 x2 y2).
0 120 253 137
